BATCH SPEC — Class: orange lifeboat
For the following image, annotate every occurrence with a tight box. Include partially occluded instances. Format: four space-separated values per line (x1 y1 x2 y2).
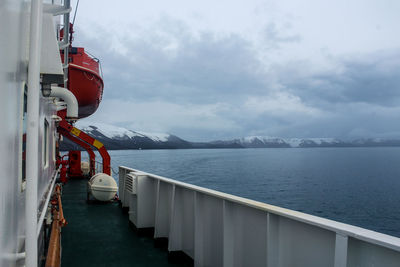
64 47 104 118
60 24 104 119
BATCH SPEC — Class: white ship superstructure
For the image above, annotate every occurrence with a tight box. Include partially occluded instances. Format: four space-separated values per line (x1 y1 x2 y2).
1 0 62 266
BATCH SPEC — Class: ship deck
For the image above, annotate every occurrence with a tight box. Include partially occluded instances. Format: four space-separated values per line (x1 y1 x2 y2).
61 178 192 267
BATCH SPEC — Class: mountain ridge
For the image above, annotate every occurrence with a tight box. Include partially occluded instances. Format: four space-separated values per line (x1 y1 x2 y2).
59 123 400 150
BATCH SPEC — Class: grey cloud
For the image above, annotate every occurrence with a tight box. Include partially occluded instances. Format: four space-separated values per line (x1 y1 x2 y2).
263 23 301 49
75 18 400 140
338 55 400 106
77 19 270 105
279 50 400 108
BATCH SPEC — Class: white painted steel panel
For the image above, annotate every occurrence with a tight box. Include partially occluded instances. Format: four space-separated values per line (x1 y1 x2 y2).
128 192 137 225
194 193 223 267
128 173 157 228
154 181 174 238
276 215 335 267
136 174 156 228
347 237 400 267
118 167 127 207
223 201 268 267
40 13 63 76
169 186 195 258
0 1 32 266
38 96 58 203
0 1 59 265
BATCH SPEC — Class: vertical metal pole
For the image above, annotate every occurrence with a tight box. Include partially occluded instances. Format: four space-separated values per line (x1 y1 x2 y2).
26 0 43 266
63 0 70 87
334 234 348 267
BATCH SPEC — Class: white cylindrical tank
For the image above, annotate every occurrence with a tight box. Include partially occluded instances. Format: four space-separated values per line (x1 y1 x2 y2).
81 161 90 176
88 173 118 201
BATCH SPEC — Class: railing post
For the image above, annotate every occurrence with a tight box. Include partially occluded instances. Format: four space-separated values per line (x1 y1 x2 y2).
334 233 348 267
267 212 279 267
223 200 234 267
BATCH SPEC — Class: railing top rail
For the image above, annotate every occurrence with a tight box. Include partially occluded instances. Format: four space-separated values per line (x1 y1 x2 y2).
119 165 400 252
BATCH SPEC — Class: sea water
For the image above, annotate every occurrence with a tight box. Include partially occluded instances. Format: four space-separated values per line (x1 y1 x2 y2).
106 147 400 237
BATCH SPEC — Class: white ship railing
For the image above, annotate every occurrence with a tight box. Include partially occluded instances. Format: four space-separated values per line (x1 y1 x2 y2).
119 166 400 267
95 160 103 174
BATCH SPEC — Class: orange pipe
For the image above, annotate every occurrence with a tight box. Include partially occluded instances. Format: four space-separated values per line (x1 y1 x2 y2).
57 194 66 226
45 210 61 267
55 185 67 227
45 185 67 267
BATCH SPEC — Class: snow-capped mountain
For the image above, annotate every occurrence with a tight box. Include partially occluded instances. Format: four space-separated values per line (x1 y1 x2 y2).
235 136 342 148
211 136 400 148
78 122 171 142
61 122 191 150
59 122 400 150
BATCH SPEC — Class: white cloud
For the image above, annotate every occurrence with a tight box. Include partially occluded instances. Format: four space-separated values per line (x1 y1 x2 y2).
81 99 239 137
244 92 323 117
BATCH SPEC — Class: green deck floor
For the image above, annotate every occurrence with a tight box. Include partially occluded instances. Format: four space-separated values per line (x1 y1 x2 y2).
61 179 191 267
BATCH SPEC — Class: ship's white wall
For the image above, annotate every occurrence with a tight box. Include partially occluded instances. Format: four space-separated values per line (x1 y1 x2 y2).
38 96 57 202
0 1 30 266
0 1 59 266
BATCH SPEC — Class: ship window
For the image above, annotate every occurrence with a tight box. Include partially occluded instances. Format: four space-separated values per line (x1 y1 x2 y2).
43 119 49 168
53 132 56 162
21 84 27 191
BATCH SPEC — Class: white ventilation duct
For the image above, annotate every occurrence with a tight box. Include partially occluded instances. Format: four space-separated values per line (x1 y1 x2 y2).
48 86 78 119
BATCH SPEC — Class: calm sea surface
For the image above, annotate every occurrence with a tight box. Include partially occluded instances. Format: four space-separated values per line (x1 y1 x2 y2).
107 147 400 237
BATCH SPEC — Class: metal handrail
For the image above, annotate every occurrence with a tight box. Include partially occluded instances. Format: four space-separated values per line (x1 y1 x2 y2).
119 166 400 253
94 160 118 176
84 50 103 78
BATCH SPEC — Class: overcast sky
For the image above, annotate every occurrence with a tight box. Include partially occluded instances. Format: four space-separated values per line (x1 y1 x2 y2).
72 0 400 141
